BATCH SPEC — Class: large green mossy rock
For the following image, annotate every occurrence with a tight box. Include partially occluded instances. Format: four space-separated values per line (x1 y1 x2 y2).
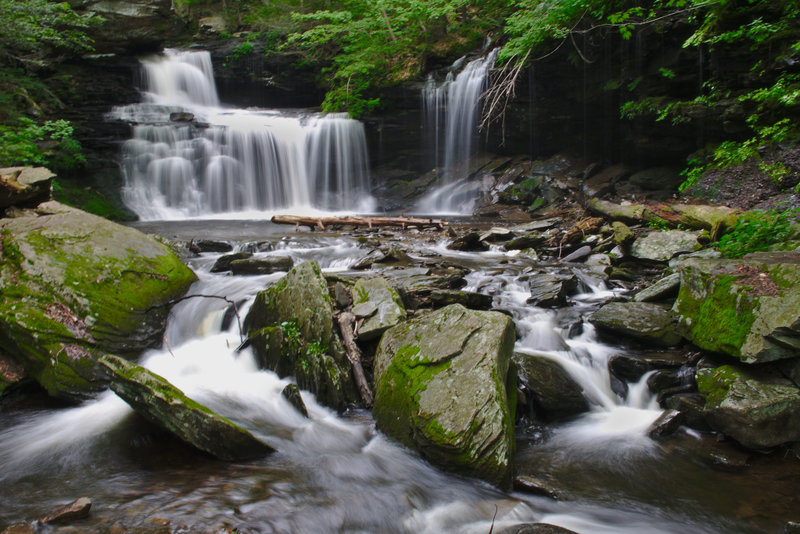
100 354 273 460
244 261 356 410
673 253 800 364
0 202 196 400
372 304 517 488
696 364 800 448
352 277 406 340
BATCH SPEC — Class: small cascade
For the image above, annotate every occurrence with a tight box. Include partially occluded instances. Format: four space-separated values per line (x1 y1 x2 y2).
111 49 375 220
416 49 498 214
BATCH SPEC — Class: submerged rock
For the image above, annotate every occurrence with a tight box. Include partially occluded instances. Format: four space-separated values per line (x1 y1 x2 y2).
696 364 800 449
590 302 682 347
373 304 517 488
0 202 196 400
352 277 406 340
514 352 588 421
244 261 357 410
100 354 274 460
673 253 800 364
39 496 92 525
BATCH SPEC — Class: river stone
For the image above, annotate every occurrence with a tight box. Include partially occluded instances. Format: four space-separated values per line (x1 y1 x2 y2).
608 350 688 382
527 271 578 308
210 251 253 272
448 231 489 251
39 496 92 524
100 354 274 460
696 364 800 449
373 304 516 488
561 245 592 263
0 166 54 210
673 253 800 364
281 383 308 418
1 523 35 534
243 261 357 410
352 277 406 340
633 272 681 302
0 202 196 400
630 230 702 262
498 524 579 534
429 289 493 310
612 221 635 246
513 352 588 421
589 302 682 347
229 255 294 275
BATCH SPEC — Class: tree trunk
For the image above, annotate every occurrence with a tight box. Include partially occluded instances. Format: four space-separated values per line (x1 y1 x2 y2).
336 312 374 408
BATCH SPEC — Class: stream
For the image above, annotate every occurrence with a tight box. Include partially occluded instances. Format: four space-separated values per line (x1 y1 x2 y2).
1 222 798 533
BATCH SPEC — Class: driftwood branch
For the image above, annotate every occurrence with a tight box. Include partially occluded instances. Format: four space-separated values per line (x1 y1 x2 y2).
271 214 448 231
148 294 244 345
336 312 374 408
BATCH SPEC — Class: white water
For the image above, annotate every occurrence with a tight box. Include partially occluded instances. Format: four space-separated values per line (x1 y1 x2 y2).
416 50 498 215
0 236 705 533
111 49 375 220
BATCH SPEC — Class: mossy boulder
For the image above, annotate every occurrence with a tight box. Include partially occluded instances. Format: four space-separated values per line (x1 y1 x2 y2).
0 202 196 400
372 304 517 488
100 354 273 460
352 277 406 340
589 302 682 347
673 253 800 363
244 260 357 410
696 363 800 448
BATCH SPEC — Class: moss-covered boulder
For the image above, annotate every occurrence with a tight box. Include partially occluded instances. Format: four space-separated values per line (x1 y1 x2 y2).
100 354 273 460
244 260 356 410
589 302 682 347
0 202 196 400
352 277 406 340
696 363 800 448
372 304 517 488
673 253 800 363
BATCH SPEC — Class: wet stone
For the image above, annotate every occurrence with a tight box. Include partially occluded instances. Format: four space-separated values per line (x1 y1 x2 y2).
632 272 681 302
527 271 578 308
40 497 92 525
448 231 489 251
229 256 294 275
513 475 560 500
281 383 308 418
210 251 253 273
191 239 233 253
647 409 684 439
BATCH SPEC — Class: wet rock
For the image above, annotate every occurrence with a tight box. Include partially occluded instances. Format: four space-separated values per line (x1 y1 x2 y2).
696 363 800 449
480 227 514 242
210 252 253 273
510 218 562 233
429 289 493 310
0 353 26 397
527 271 578 308
498 524 579 534
100 354 274 461
513 475 560 499
647 409 684 439
352 277 406 341
514 352 588 421
584 253 612 277
648 367 693 395
506 228 559 251
0 166 54 211
633 273 681 302
244 261 357 410
373 304 516 488
334 282 352 309
0 202 196 401
40 496 92 525
608 350 688 382
351 249 387 269
1 523 35 534
590 302 682 347
191 239 233 253
673 253 800 364
229 256 294 275
169 111 195 122
664 393 709 430
281 383 308 418
630 230 702 262
448 231 490 251
561 245 591 263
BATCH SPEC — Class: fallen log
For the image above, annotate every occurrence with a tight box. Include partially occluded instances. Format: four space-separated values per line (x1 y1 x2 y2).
336 312 374 408
271 214 447 231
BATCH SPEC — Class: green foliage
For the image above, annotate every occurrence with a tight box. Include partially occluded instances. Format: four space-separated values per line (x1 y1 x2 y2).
0 118 85 169
715 207 800 258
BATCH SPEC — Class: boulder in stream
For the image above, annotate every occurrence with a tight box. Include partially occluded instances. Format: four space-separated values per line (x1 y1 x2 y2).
352 276 406 340
0 202 196 400
527 271 578 308
229 255 294 275
630 230 702 262
513 352 589 421
244 260 357 410
589 302 682 347
696 363 800 448
100 354 274 460
673 253 800 364
373 304 517 488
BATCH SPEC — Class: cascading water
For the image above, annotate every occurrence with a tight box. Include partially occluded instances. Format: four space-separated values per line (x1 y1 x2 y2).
110 49 375 220
416 49 498 215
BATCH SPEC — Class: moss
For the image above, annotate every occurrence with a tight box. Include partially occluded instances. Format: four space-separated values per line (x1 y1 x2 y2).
696 365 743 407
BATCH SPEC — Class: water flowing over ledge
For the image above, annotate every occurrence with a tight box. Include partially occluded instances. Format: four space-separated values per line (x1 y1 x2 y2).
108 49 376 220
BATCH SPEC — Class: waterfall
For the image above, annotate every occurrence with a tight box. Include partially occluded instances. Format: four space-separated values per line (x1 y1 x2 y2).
111 49 375 220
416 49 498 215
